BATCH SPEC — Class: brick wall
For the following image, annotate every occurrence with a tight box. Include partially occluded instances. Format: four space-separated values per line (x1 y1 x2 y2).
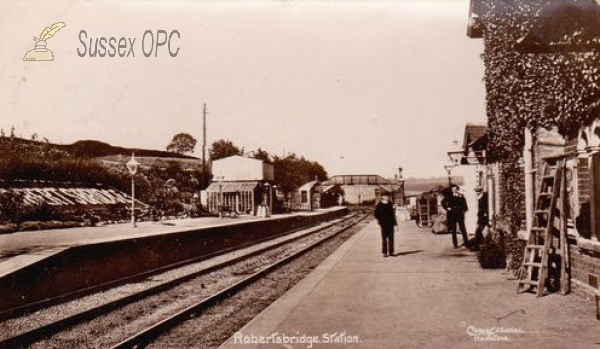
569 241 600 301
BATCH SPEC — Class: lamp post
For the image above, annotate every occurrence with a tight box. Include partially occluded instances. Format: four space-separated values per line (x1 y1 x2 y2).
447 150 464 166
126 153 140 228
397 166 404 206
444 164 455 187
446 147 464 187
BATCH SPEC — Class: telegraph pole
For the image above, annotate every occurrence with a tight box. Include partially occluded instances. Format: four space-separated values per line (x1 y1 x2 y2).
202 103 207 189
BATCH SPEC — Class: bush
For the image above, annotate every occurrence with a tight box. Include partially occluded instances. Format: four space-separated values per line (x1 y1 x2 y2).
0 224 17 234
477 230 507 269
18 202 55 222
19 220 80 231
0 190 25 222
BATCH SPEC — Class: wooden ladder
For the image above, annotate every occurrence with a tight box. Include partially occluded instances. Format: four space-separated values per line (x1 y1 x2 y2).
517 157 568 297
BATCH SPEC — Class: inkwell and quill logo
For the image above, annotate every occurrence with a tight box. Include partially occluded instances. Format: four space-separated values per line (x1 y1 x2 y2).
23 22 66 61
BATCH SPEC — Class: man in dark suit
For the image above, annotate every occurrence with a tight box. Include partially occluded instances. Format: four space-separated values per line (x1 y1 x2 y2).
441 184 469 248
374 193 397 257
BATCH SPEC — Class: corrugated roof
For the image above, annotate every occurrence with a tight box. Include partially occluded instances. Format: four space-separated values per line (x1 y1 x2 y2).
205 181 259 193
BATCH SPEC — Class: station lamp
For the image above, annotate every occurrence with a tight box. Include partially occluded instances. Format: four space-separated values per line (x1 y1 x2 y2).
126 153 140 227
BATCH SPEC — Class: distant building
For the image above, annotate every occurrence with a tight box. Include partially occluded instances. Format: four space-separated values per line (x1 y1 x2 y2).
292 180 322 211
321 183 345 208
211 155 274 182
205 155 275 216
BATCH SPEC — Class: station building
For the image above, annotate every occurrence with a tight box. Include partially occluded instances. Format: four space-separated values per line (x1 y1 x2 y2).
291 179 322 211
467 0 600 301
204 155 275 216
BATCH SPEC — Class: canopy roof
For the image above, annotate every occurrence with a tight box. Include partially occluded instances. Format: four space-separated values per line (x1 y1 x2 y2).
205 181 259 193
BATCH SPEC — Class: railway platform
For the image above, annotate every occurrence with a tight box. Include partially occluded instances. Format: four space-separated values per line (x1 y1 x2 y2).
0 207 348 313
0 209 343 278
0 215 262 278
219 220 599 349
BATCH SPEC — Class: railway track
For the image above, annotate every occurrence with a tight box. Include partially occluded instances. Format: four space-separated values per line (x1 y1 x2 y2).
0 212 369 349
0 218 329 321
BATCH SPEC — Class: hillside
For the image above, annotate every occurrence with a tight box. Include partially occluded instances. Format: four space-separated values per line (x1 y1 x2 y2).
403 176 464 196
0 136 205 229
0 135 205 196
0 137 199 161
66 140 198 160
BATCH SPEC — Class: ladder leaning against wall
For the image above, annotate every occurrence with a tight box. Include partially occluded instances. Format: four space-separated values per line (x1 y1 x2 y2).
517 155 570 297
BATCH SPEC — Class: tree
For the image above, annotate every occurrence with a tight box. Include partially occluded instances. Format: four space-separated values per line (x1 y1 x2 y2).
253 148 272 163
166 133 197 154
209 139 242 160
273 153 328 195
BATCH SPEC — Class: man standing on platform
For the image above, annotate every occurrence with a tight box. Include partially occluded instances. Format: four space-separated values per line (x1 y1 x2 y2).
374 193 397 257
441 184 469 248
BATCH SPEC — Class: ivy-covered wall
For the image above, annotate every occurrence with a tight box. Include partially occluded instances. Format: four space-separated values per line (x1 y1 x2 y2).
479 0 600 236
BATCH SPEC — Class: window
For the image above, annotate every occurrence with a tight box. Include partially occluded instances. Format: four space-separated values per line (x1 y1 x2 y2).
476 170 484 187
301 191 308 203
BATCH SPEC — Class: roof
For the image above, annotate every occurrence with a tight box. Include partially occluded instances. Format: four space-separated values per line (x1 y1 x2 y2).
469 132 488 151
322 184 343 193
467 0 486 38
299 180 320 192
212 155 264 165
516 1 600 53
205 181 259 193
462 123 487 151
468 0 600 51
322 185 335 192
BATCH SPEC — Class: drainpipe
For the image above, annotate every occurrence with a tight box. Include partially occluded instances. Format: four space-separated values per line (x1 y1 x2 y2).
524 126 535 235
486 162 495 228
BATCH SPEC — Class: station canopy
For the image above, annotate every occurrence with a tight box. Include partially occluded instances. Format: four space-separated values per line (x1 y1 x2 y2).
205 181 259 193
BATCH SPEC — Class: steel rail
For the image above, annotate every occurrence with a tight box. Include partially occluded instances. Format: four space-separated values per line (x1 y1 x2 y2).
0 213 362 349
109 213 369 349
0 219 329 321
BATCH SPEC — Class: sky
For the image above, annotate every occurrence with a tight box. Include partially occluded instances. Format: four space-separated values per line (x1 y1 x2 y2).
0 0 486 179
